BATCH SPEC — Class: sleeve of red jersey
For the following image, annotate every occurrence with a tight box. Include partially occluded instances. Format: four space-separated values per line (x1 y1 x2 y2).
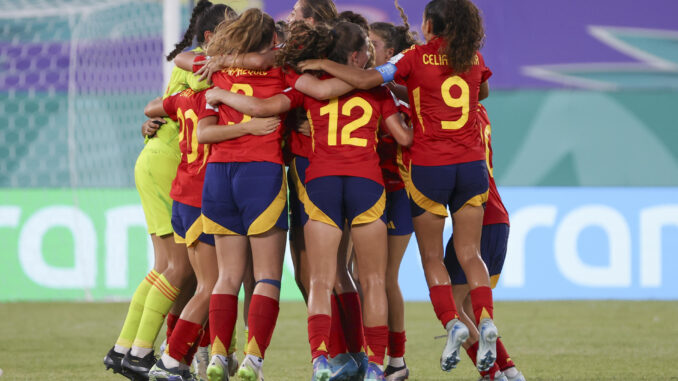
281 87 305 109
192 55 208 74
387 44 416 83
375 87 399 121
477 52 493 83
283 68 303 89
197 91 219 119
162 95 179 121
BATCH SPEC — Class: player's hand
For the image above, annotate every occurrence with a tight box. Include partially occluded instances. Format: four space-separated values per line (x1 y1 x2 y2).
195 55 227 83
142 118 164 138
246 117 280 136
205 88 228 107
298 59 324 72
297 120 311 137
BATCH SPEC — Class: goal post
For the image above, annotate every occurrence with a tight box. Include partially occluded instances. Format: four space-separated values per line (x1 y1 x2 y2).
163 0 182 86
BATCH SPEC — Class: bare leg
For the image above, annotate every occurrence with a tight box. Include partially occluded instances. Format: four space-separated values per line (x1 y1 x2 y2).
289 225 310 302
305 220 342 317
179 242 218 324
452 205 490 289
351 220 388 327
150 234 169 274
412 212 451 287
385 234 411 333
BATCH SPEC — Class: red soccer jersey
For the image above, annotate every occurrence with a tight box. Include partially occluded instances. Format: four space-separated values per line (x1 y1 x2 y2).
377 97 411 192
477 104 509 226
208 66 287 164
389 38 492 166
163 88 219 208
284 70 313 159
284 81 399 185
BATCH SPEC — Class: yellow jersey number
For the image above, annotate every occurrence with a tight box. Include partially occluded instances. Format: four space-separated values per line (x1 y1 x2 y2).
319 97 372 147
177 108 201 164
412 76 470 132
228 83 253 124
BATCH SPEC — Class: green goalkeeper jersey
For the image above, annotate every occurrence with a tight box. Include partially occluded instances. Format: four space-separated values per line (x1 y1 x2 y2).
145 47 210 153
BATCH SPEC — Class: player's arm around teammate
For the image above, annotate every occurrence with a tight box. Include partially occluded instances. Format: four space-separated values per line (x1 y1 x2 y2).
197 10 294 381
300 0 502 375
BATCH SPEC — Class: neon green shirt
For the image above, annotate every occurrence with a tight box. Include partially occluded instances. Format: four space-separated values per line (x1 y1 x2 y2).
144 47 210 152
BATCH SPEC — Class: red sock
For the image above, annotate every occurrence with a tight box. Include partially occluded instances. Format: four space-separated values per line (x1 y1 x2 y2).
166 313 179 340
363 326 388 365
168 319 203 363
466 341 479 364
337 292 365 353
209 294 238 356
388 331 406 358
329 295 348 357
246 295 280 359
184 328 202 365
200 322 211 347
470 286 494 324
308 314 331 360
429 285 459 327
495 339 516 371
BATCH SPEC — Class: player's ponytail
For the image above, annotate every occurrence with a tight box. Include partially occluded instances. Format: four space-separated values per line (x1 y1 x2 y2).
207 8 275 56
165 0 212 61
424 0 484 73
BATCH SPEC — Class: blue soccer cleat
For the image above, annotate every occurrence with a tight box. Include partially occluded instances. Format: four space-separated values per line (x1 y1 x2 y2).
328 353 359 380
440 319 469 372
476 318 498 372
311 356 332 381
363 362 385 381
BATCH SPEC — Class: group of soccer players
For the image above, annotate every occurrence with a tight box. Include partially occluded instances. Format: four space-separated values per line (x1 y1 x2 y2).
102 0 527 381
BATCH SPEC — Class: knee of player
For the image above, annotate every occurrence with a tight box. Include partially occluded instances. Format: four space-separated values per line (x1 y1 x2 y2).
309 276 334 291
359 273 386 291
215 274 244 293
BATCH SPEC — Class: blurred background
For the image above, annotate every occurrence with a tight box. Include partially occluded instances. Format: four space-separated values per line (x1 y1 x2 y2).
1 0 676 302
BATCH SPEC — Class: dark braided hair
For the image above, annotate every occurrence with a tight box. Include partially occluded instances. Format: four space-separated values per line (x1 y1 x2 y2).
195 4 237 45
424 0 484 73
276 21 366 72
165 0 212 61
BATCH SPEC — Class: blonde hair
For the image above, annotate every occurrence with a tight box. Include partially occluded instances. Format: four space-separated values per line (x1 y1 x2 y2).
207 8 275 56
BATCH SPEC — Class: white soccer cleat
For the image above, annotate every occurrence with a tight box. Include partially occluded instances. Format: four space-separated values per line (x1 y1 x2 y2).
237 354 264 381
503 369 526 381
476 318 499 372
440 318 469 371
206 354 228 381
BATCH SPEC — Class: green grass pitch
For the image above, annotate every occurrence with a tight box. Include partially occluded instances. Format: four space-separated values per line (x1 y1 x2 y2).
0 301 676 380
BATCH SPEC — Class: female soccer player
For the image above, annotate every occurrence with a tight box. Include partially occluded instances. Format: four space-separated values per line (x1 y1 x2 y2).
206 21 413 381
444 104 526 381
142 85 278 381
197 9 290 381
285 4 371 377
368 11 418 381
103 2 229 379
299 0 500 373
